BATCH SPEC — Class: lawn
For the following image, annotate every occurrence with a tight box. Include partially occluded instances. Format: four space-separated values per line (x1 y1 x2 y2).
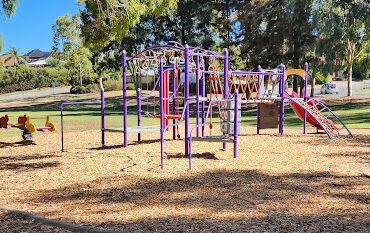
1 91 369 140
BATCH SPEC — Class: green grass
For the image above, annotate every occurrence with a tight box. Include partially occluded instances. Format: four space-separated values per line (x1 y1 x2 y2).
1 92 369 139
355 88 370 95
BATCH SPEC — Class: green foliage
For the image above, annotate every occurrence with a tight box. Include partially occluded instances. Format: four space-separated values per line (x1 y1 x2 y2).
313 0 370 95
315 71 330 85
127 83 135 90
0 66 70 94
52 14 97 86
102 79 122 92
70 85 90 94
79 0 178 49
238 0 314 69
1 0 18 17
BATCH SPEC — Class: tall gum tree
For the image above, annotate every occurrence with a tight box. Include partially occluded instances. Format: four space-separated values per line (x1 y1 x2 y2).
314 0 370 96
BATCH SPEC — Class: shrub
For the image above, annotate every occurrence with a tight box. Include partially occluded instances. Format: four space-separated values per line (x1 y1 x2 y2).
0 65 98 94
70 85 90 94
102 79 122 91
127 83 135 90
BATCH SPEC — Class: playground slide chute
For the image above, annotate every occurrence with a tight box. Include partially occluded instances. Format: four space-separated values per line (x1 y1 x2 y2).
285 91 353 139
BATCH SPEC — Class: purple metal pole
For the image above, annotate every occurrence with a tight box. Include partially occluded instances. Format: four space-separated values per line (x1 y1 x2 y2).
184 46 190 159
100 82 105 146
137 88 142 142
256 65 262 135
172 62 177 140
279 64 286 136
122 51 128 147
223 48 229 150
201 59 206 137
195 52 200 137
303 62 309 134
159 57 164 170
61 106 64 152
233 91 239 159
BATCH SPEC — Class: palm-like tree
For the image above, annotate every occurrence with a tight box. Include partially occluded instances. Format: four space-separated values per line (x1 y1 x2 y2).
5 47 27 66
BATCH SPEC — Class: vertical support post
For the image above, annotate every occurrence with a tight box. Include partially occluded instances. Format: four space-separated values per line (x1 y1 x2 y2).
172 62 177 140
184 46 190 158
303 62 308 134
256 65 262 135
61 105 64 152
100 79 105 146
122 51 128 147
195 52 200 137
223 49 229 150
201 58 206 137
279 64 286 136
159 57 164 170
233 91 239 159
137 88 142 142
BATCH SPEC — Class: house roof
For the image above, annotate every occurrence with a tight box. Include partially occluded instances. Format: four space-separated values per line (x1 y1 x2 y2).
23 49 51 58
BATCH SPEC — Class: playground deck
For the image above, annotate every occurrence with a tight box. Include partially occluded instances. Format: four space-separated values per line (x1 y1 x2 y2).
0 127 369 232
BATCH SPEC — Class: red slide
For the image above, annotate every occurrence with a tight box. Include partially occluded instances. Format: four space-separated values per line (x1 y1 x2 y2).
285 91 335 130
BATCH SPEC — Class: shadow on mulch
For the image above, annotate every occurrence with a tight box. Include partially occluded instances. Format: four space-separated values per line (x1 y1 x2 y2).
30 170 370 232
0 153 60 162
0 141 37 149
0 161 60 171
166 152 219 160
90 139 178 150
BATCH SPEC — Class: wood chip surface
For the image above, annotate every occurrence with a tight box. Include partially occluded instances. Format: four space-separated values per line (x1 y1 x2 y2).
0 126 369 232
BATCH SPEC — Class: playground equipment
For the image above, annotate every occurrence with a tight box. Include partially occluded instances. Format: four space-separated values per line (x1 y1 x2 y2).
0 115 56 142
283 67 353 139
60 42 352 170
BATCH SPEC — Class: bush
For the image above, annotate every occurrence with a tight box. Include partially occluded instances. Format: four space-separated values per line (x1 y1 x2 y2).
315 71 330 84
0 65 99 94
70 85 90 94
103 79 122 91
127 83 135 90
0 66 71 94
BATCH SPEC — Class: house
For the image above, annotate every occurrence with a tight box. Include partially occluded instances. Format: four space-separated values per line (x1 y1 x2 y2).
0 53 17 67
23 49 51 63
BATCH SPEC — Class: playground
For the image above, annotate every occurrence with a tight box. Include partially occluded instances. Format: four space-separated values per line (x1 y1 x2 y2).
1 43 369 232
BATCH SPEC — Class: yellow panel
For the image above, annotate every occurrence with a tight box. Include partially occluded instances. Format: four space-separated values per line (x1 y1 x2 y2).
285 69 305 80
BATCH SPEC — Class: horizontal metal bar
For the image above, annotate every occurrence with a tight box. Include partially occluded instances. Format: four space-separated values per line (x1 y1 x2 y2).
105 127 159 133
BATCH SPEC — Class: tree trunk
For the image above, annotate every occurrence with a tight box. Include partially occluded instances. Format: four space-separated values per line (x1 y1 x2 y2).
310 68 315 97
346 40 356 97
347 63 353 96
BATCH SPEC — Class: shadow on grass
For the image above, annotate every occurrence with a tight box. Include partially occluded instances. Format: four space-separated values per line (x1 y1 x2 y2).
30 170 370 232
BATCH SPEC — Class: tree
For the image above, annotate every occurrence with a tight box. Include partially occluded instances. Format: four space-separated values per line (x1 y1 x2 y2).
1 0 17 17
0 0 18 53
314 0 370 96
52 14 96 86
78 0 178 50
5 47 27 66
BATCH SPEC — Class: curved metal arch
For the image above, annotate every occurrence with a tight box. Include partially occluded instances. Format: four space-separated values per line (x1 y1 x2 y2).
285 69 306 80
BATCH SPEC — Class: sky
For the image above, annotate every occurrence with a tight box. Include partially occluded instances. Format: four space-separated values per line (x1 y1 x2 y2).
0 0 81 55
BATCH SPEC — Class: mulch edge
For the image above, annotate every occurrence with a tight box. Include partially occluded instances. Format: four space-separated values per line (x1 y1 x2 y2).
0 205 126 233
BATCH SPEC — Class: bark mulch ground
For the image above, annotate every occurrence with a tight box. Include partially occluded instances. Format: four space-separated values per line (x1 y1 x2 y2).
0 127 369 232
